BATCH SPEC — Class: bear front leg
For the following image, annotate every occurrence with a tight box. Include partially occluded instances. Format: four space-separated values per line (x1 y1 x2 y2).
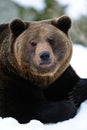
34 100 76 123
72 79 87 107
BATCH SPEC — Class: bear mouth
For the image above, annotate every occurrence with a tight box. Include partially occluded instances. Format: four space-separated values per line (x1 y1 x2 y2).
32 60 57 75
39 61 51 66
39 58 54 67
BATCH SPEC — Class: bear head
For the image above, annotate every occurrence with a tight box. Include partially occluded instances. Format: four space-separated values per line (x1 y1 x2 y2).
8 16 72 88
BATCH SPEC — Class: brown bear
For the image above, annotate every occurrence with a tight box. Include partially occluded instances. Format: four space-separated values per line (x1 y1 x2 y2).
0 15 87 123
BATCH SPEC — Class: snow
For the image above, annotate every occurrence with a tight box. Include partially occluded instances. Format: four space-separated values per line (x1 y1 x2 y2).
13 0 45 10
13 0 87 19
59 0 87 19
0 44 87 130
71 44 87 78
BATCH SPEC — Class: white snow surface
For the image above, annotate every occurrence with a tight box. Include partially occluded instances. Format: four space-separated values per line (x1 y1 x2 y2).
0 44 87 130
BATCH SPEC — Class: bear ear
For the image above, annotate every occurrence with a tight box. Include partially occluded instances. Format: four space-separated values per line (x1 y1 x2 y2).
9 19 27 36
52 16 72 34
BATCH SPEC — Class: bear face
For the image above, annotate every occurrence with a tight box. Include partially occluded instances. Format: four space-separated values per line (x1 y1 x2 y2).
8 16 72 88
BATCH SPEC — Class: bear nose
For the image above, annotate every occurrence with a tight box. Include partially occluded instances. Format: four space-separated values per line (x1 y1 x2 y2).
39 51 50 62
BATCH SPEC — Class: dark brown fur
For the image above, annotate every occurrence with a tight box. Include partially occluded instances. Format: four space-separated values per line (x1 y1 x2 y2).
0 16 87 123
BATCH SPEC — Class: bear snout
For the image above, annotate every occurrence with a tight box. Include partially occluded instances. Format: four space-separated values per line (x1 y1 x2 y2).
39 51 50 64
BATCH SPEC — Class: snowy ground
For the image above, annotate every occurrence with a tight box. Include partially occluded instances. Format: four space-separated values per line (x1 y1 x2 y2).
0 44 87 130
71 44 87 78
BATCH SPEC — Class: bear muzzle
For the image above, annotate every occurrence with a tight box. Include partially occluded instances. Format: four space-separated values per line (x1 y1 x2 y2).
39 51 51 65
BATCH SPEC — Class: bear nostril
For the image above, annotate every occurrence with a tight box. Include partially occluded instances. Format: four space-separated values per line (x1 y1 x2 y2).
39 51 50 62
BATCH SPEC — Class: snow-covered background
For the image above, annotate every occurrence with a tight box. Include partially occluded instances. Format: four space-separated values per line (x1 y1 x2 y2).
0 45 87 130
13 0 87 19
71 45 87 78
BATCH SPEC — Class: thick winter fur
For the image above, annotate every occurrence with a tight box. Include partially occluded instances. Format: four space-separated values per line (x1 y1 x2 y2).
0 16 87 123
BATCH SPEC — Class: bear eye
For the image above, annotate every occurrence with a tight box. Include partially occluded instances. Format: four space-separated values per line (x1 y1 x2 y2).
31 41 37 46
47 38 54 45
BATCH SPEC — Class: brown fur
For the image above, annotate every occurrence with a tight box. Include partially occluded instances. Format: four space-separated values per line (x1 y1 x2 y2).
0 16 72 88
0 16 87 124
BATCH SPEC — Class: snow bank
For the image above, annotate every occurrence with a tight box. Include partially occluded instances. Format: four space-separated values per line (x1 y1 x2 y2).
71 44 87 78
0 44 87 130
